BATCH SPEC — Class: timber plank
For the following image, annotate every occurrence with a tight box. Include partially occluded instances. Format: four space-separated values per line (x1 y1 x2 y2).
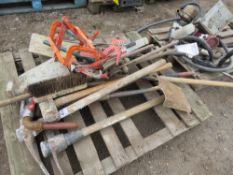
0 52 43 175
223 37 233 44
29 33 74 58
148 27 171 34
89 102 129 168
182 85 212 121
219 30 233 38
19 48 36 71
143 128 173 152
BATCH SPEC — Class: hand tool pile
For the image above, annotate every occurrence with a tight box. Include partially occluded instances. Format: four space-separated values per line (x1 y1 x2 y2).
1 1 233 174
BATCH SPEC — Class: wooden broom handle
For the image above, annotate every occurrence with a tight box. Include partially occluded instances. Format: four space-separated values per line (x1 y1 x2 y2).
0 93 31 108
161 76 233 88
55 80 117 107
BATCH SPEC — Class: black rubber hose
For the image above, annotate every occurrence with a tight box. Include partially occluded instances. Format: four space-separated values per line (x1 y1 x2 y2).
137 17 180 33
167 51 233 72
180 36 214 61
218 49 233 67
219 39 228 53
180 54 233 72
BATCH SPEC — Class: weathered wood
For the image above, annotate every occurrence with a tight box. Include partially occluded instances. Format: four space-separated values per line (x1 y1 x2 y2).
29 33 74 58
153 33 170 41
125 31 141 40
19 48 36 71
101 146 137 175
101 128 173 175
0 52 43 175
219 30 233 38
223 37 233 44
89 102 129 168
148 27 171 34
143 128 173 153
107 98 145 156
101 157 116 175
182 85 212 121
65 111 105 175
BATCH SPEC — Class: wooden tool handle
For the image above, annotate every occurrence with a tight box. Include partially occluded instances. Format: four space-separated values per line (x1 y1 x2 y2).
161 76 233 88
0 93 31 108
124 40 178 67
153 63 172 73
55 80 117 107
82 96 164 136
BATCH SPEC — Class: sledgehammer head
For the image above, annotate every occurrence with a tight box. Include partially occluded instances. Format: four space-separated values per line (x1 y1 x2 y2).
40 129 83 157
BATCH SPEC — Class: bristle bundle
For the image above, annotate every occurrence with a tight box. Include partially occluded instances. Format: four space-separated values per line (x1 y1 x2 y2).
28 73 87 97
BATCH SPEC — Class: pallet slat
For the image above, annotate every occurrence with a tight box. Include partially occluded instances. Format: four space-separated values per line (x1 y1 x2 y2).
29 33 74 58
0 52 44 175
107 98 145 156
19 48 36 71
66 112 105 175
0 0 87 16
89 102 129 168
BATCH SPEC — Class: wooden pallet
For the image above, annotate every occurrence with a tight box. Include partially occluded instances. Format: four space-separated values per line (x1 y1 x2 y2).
0 47 212 175
0 0 86 15
147 24 233 91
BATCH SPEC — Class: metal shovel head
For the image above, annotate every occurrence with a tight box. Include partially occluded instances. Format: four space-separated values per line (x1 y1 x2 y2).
158 77 192 113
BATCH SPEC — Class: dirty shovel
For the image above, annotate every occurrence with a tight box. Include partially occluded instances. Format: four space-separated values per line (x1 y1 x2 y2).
40 79 191 157
101 77 191 113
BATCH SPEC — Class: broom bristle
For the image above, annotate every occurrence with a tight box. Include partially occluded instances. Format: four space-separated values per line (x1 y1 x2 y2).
28 73 87 97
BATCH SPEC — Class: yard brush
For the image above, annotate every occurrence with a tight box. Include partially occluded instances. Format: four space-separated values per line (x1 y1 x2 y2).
27 72 87 98
0 59 87 107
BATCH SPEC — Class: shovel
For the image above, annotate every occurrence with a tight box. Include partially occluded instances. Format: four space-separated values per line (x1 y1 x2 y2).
101 77 191 113
40 78 191 157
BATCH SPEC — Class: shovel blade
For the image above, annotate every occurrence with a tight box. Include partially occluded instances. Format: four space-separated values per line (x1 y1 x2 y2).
158 78 191 113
